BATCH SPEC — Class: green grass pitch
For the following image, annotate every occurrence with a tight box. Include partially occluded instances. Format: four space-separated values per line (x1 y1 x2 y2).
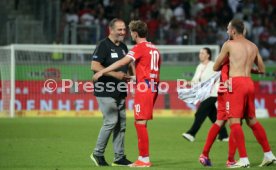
0 117 275 170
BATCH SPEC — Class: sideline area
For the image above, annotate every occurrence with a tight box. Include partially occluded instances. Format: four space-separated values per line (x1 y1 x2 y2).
0 109 270 118
0 110 195 117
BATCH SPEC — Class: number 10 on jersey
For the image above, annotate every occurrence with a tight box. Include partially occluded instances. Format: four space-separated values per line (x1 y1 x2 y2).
150 50 159 71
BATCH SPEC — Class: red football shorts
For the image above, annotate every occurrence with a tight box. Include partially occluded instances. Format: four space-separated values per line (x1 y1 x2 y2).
217 92 228 120
134 88 158 120
225 77 255 118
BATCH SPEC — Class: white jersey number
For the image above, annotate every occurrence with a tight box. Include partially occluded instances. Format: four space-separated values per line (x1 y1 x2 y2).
134 104 140 113
150 50 159 71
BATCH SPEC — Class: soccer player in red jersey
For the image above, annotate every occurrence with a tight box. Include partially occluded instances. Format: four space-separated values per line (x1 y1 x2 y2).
200 25 276 168
213 19 276 168
200 54 276 168
199 58 238 167
93 20 161 167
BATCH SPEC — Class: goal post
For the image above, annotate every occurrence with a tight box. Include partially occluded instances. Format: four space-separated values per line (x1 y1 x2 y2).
0 45 15 117
0 44 220 117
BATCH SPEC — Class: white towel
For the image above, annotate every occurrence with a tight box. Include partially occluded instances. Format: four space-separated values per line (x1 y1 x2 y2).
177 72 221 105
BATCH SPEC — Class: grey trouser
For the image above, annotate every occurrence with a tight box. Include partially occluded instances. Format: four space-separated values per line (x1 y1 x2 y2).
93 97 126 161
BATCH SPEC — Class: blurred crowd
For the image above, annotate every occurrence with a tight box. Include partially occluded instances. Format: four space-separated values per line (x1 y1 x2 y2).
61 0 276 62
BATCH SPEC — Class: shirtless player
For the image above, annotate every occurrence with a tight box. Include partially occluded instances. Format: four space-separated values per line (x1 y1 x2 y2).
213 19 276 168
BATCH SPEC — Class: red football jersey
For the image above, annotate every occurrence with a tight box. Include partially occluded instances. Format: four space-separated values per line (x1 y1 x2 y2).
218 58 229 94
126 41 161 83
221 58 229 82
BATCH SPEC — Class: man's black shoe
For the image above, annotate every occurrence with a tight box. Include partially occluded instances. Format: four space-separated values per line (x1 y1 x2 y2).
112 156 132 166
90 153 109 166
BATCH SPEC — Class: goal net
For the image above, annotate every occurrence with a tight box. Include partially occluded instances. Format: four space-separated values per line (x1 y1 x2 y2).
0 44 219 117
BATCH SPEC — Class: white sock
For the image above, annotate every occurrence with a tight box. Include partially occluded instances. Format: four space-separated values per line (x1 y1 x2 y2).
240 157 250 164
138 156 150 163
264 151 276 159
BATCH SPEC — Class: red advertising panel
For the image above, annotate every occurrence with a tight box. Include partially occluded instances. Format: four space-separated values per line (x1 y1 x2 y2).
0 81 275 117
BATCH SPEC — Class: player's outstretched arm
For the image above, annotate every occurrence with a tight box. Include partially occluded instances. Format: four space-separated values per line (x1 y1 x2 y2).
91 61 126 80
93 56 133 81
213 42 229 71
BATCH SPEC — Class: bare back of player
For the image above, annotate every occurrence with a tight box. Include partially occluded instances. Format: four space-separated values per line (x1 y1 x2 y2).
212 19 273 168
214 21 264 77
227 38 258 77
214 19 265 122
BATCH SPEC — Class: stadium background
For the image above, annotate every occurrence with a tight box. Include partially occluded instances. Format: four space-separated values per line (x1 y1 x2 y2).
0 0 276 116
0 1 276 170
0 0 275 117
